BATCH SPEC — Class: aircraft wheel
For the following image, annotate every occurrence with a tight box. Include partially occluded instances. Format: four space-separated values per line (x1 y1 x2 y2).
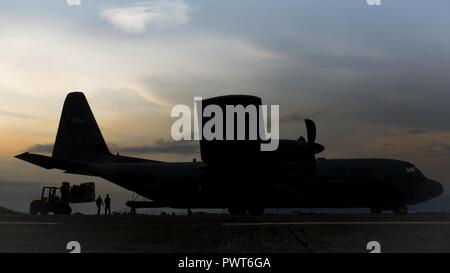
29 204 39 215
57 206 72 215
370 207 382 214
393 205 408 215
228 208 247 215
247 208 265 216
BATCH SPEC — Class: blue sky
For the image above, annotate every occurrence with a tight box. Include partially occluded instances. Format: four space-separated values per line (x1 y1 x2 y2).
0 0 449 213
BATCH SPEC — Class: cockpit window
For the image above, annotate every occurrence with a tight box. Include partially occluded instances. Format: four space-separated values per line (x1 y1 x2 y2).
406 166 421 174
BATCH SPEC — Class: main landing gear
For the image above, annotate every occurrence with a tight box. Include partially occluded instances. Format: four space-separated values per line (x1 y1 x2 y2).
370 205 408 215
228 207 265 216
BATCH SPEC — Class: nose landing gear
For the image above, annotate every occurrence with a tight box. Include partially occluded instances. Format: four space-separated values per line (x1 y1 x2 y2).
393 205 408 215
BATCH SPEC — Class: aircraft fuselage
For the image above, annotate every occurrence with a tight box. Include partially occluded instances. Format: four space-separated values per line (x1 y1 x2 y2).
89 157 443 210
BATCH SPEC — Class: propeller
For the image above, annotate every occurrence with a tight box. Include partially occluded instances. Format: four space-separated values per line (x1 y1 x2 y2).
301 119 325 154
305 119 316 144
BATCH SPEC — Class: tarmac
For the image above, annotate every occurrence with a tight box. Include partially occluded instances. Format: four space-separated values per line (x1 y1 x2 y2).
0 213 449 253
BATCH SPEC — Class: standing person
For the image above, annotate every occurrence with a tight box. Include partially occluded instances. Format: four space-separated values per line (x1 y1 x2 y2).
96 195 103 215
104 194 111 215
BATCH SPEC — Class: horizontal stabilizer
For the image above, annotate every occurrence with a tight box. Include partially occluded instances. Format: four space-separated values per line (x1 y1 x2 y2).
15 152 91 175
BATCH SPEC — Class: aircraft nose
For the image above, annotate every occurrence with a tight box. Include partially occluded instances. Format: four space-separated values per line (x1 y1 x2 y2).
427 179 444 197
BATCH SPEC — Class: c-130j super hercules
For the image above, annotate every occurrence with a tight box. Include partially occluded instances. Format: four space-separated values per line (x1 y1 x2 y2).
16 92 443 215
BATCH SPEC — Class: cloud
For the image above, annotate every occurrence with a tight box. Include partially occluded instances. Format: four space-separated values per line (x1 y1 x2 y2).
421 144 450 157
386 129 433 138
28 143 53 154
0 110 37 119
99 0 192 33
279 112 321 124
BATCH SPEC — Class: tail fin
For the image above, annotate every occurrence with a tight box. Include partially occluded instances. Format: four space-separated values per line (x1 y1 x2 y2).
16 92 155 173
52 92 111 160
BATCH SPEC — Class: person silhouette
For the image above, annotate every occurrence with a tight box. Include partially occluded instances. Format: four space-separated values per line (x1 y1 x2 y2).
96 195 103 215
104 194 111 215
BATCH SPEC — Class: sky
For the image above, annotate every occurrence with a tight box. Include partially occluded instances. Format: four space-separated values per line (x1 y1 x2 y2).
0 0 449 213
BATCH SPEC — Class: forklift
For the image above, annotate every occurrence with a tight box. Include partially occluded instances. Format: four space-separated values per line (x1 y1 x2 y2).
29 182 95 215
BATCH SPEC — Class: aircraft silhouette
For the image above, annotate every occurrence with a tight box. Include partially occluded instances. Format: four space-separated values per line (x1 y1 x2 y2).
16 92 443 215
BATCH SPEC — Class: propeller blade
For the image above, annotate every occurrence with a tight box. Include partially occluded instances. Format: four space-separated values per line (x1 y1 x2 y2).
305 119 316 144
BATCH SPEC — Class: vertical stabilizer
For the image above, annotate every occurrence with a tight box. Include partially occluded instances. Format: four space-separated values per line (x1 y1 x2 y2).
52 92 111 160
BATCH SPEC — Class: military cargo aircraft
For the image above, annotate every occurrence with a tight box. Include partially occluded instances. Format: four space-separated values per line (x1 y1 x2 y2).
16 92 443 215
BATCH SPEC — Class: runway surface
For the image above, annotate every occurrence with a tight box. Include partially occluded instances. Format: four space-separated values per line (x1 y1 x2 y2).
0 213 449 253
